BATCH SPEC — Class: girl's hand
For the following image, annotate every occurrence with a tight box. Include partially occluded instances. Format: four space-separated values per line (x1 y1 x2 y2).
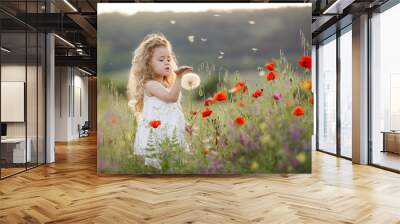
175 66 192 77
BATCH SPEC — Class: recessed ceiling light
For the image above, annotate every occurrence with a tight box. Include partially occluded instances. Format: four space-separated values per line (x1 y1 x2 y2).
54 34 75 48
63 0 78 12
1 47 11 53
78 67 92 76
322 0 353 15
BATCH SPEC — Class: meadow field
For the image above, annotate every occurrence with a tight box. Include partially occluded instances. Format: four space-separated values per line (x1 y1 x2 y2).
98 52 313 174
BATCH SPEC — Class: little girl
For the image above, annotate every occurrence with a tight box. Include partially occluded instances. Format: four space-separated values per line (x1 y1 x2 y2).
127 33 192 169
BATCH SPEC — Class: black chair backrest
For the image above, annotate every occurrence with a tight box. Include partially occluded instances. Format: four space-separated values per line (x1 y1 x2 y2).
82 121 90 129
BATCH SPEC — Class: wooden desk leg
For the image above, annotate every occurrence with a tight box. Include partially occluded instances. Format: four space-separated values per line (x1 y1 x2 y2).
382 133 386 153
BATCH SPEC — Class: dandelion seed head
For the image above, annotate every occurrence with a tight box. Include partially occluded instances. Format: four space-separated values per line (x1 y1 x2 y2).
188 35 195 43
181 73 201 90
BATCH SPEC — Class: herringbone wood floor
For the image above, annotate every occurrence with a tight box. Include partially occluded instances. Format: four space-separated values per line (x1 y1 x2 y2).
1 135 400 224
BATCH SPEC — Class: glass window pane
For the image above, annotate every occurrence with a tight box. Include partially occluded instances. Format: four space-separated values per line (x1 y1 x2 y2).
1 30 27 177
371 3 400 171
38 33 45 165
340 28 352 158
1 1 46 179
27 31 38 169
318 36 337 154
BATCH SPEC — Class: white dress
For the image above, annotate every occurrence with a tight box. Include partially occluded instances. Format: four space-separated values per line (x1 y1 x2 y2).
133 92 188 169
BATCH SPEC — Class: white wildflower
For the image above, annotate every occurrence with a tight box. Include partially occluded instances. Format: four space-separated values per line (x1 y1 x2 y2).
258 67 264 76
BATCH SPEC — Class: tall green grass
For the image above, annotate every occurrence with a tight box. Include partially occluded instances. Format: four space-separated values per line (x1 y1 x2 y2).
98 52 312 174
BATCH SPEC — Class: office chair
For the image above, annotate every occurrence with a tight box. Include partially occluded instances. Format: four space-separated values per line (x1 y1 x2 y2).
79 121 90 138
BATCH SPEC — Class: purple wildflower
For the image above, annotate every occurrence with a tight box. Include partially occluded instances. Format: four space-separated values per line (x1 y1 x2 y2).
211 159 223 173
219 137 227 148
239 132 246 146
289 122 302 141
283 143 291 154
290 159 300 167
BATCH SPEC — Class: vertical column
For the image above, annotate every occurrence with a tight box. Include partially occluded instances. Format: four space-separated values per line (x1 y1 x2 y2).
46 1 55 163
352 14 369 164
336 29 341 157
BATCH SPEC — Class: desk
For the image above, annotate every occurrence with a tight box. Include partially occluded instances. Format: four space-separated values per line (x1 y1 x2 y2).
381 131 400 154
1 138 31 163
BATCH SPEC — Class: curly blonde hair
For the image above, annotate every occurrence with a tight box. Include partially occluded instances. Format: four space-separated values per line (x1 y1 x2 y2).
127 33 178 117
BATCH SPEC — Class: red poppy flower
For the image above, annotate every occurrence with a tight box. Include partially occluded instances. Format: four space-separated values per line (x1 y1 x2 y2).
191 111 198 116
149 120 161 128
234 116 246 126
298 55 312 69
265 63 275 71
204 97 215 106
252 89 263 98
213 91 228 101
266 71 277 81
292 106 305 116
202 107 213 118
203 148 209 156
309 96 314 105
229 81 248 94
110 116 117 124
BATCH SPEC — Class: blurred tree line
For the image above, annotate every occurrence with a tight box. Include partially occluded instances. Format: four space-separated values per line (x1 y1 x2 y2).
98 7 311 75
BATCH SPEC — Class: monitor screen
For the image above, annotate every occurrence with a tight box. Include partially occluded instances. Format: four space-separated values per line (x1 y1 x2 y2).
1 123 6 137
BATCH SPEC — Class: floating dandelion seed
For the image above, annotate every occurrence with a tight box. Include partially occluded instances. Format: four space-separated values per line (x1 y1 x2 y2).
248 20 255 25
201 38 207 42
188 35 195 43
170 20 176 24
218 55 223 59
257 67 264 76
219 51 224 55
252 48 258 52
213 14 220 17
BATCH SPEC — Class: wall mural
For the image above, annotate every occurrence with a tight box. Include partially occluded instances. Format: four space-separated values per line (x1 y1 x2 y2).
97 3 313 174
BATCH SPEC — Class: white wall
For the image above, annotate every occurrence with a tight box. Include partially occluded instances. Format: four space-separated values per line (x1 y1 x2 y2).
55 67 89 141
55 67 69 141
1 65 37 138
